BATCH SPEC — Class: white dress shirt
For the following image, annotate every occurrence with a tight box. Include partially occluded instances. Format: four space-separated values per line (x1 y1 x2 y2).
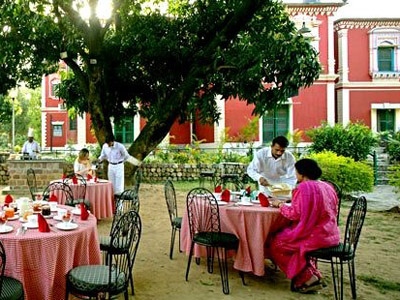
247 147 297 193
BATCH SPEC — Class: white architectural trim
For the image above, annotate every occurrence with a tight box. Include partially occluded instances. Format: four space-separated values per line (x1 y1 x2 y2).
327 15 336 75
327 82 336 125
77 115 86 145
215 94 225 144
337 28 349 83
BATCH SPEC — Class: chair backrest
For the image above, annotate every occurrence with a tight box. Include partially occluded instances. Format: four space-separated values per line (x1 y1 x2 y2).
214 177 243 191
164 179 178 226
42 182 74 205
342 196 367 257
0 240 6 293
112 189 140 229
186 187 221 240
107 210 142 290
26 168 38 200
323 180 342 225
63 173 87 199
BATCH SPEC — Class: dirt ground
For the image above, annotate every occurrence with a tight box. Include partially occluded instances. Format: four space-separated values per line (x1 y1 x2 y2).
3 183 400 299
108 183 400 300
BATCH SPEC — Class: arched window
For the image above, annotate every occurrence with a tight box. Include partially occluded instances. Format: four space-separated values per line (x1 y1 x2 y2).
369 28 400 79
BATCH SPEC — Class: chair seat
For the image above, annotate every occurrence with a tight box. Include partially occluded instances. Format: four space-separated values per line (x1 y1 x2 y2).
67 265 126 295
194 232 239 249
308 243 354 261
99 235 111 251
0 276 24 300
173 217 182 229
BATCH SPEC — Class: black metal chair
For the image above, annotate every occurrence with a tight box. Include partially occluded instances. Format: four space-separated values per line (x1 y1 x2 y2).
323 180 343 225
218 162 242 190
42 181 74 206
63 173 87 198
99 189 140 294
214 176 243 192
26 168 41 201
66 210 142 300
307 196 367 300
0 240 24 300
185 187 245 294
164 179 182 259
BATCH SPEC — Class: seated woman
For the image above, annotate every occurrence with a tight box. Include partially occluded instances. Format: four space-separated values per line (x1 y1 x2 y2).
268 158 340 293
74 148 93 177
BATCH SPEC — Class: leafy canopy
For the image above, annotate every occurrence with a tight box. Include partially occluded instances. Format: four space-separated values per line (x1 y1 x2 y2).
0 0 320 160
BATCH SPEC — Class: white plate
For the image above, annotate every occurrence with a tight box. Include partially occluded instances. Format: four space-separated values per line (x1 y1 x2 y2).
217 201 228 206
71 209 81 215
251 199 260 204
23 222 39 229
7 215 19 221
0 225 13 234
56 222 78 231
236 202 254 206
97 179 108 183
19 217 28 223
42 214 53 219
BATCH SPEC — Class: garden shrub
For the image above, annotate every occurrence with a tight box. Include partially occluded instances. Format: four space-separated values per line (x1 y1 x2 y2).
306 151 374 194
388 164 400 193
306 122 378 161
386 131 400 162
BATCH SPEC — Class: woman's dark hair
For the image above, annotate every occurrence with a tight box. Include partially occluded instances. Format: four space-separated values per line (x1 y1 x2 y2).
295 158 322 180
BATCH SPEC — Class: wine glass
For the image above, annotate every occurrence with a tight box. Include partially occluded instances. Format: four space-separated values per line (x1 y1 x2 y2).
62 211 72 227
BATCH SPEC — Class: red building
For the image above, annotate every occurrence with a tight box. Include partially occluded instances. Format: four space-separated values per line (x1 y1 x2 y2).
40 1 400 150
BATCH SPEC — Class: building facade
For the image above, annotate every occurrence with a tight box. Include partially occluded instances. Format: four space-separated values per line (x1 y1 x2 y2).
40 1 400 150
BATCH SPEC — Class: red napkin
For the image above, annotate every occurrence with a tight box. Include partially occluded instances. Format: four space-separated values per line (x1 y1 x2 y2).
72 176 78 184
80 202 89 220
258 193 270 207
87 173 92 180
62 173 67 180
4 194 13 206
214 185 222 193
245 186 251 195
49 194 58 202
221 189 231 202
38 214 50 232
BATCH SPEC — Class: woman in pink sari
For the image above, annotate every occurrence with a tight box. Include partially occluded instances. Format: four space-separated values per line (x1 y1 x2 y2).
268 158 340 293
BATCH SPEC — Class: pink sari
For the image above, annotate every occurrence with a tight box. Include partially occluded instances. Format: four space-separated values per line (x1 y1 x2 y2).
268 180 340 287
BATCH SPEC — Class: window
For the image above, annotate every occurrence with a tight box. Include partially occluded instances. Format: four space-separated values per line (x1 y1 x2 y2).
114 117 134 144
53 125 63 137
369 28 400 80
50 80 60 98
69 117 77 130
378 47 394 71
377 109 395 132
262 105 289 143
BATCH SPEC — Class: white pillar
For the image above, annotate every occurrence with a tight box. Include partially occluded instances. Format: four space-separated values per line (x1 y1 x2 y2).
337 28 349 83
77 115 86 145
215 94 225 144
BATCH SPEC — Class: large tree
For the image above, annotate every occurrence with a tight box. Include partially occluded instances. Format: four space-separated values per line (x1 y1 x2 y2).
0 0 320 162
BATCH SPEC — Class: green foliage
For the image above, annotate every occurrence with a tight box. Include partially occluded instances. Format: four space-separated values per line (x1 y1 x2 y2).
306 122 378 161
388 164 400 193
0 0 321 161
385 131 400 162
306 151 374 194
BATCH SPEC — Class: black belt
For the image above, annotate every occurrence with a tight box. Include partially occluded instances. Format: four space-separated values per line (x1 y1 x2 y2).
110 161 124 165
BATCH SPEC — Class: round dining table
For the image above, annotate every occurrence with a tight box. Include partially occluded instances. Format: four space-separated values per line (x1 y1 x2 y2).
180 201 290 276
1 206 101 300
51 179 114 219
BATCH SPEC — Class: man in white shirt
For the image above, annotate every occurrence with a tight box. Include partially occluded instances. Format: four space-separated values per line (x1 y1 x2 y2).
21 129 40 159
247 136 296 194
98 135 141 194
